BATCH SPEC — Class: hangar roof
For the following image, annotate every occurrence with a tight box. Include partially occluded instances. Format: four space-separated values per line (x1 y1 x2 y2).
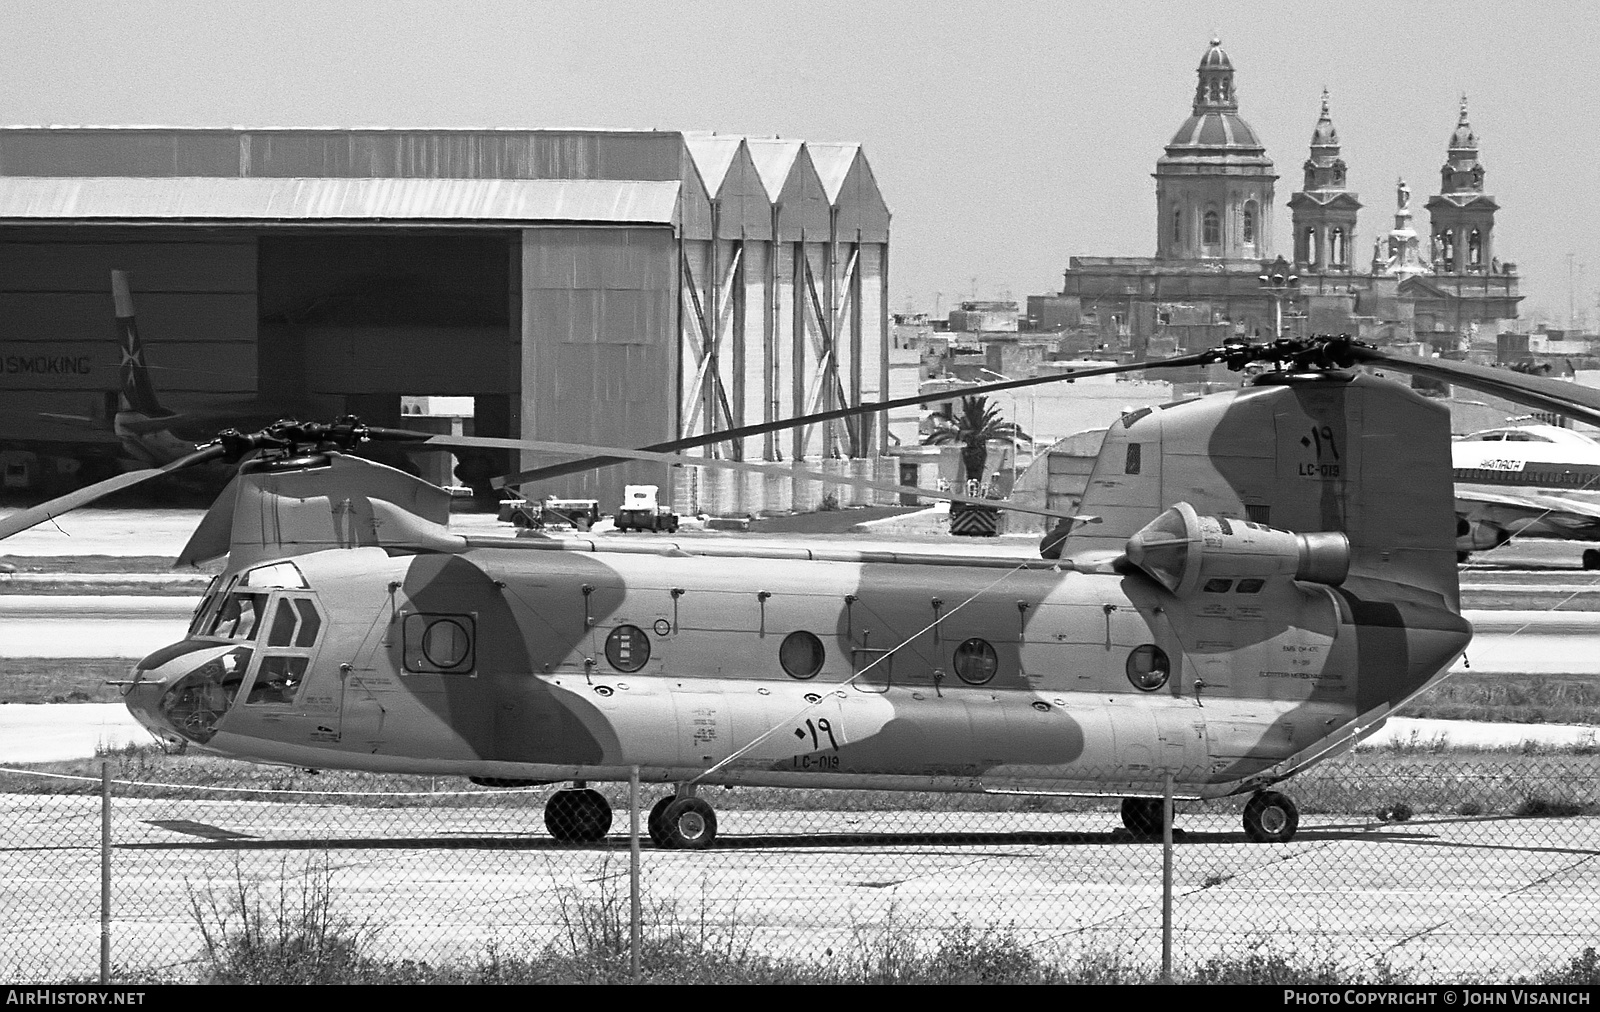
0 176 681 225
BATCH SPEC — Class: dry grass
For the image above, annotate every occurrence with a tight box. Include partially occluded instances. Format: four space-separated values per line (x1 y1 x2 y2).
1399 671 1600 725
0 658 135 704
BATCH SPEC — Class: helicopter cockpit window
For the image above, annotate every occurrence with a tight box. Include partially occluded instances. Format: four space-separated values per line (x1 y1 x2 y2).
952 638 998 685
402 613 476 674
779 631 825 679
207 593 268 641
1235 579 1265 594
263 597 325 649
1203 578 1233 593
293 600 322 647
246 597 323 706
248 657 309 705
605 625 651 672
240 561 308 589
267 601 298 647
1126 644 1170 691
188 575 225 637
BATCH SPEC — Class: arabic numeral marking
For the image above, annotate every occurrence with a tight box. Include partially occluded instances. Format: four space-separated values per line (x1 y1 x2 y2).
787 714 838 755
1309 424 1340 461
816 717 838 750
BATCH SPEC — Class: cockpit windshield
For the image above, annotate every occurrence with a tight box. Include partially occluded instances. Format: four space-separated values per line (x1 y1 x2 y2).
207 592 269 640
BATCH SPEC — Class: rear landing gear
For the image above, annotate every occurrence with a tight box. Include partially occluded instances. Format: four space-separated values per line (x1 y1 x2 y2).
1242 790 1299 843
648 793 718 849
1120 797 1166 837
544 787 613 842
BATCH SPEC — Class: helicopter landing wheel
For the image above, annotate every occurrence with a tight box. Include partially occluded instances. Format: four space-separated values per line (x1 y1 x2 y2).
1242 790 1299 844
1584 549 1600 571
544 788 613 843
655 797 717 850
1120 797 1166 837
647 795 675 847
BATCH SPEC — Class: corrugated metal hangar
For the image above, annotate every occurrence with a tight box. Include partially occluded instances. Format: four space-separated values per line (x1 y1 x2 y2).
0 128 891 510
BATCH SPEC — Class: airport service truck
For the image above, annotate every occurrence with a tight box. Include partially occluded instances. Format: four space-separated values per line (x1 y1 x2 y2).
614 485 679 532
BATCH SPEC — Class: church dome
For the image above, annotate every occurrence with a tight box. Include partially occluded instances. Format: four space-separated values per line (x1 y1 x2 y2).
1154 39 1278 261
1167 112 1262 149
1197 37 1233 71
1160 39 1270 162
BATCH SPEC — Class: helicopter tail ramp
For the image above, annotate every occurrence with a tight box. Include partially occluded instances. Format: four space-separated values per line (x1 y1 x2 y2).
1065 371 1460 610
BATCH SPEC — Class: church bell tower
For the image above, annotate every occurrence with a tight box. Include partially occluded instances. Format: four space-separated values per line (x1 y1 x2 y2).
1287 90 1361 273
1426 97 1498 275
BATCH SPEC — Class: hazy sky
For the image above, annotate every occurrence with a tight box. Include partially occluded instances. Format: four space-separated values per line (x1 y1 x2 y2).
2 0 1595 326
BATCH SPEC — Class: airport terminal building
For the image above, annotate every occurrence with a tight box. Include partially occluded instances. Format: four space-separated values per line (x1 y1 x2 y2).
0 127 891 509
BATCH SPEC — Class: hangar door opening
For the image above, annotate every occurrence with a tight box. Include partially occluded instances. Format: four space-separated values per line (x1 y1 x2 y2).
256 233 517 498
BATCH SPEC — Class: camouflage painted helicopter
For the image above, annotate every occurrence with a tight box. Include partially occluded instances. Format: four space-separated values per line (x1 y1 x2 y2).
7 335 1597 849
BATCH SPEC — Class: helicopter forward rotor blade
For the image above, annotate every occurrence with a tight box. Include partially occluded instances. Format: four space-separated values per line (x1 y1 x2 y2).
488 351 1216 489
0 444 229 543
368 428 1080 521
1349 347 1600 429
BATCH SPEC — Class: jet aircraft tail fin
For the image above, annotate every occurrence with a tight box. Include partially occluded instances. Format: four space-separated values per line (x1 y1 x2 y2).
113 270 173 419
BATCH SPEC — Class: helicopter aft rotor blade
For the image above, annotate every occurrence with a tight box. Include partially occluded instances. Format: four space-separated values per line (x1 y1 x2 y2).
368 427 1083 522
1348 346 1600 430
0 444 229 542
490 351 1217 489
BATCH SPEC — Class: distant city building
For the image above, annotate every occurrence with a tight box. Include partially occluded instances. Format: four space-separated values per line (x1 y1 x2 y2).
1027 39 1521 367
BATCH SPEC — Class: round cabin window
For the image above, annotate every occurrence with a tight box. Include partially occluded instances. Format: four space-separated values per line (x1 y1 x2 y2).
1126 644 1170 691
422 618 471 670
779 631 825 679
605 624 651 672
952 638 998 685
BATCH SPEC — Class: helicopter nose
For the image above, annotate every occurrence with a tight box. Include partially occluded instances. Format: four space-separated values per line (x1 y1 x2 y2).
124 642 254 746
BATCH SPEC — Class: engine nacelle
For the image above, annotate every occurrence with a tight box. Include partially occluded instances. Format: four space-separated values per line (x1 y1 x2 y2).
1124 502 1350 596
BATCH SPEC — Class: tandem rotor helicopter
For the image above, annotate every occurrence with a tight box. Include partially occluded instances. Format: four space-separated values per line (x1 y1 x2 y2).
7 334 1600 849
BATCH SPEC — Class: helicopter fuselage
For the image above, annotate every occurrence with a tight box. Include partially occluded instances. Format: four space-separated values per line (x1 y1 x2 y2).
125 536 1470 802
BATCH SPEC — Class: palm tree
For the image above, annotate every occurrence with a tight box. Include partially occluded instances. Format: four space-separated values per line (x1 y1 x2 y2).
922 395 1030 490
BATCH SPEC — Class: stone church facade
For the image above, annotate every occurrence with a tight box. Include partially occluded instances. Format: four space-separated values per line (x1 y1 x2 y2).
1029 39 1520 366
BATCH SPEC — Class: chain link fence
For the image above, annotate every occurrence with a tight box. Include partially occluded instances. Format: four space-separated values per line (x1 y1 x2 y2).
3 750 1598 984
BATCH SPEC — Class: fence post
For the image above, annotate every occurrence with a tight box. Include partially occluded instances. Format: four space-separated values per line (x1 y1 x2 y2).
100 761 111 984
629 765 641 984
1161 771 1173 983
